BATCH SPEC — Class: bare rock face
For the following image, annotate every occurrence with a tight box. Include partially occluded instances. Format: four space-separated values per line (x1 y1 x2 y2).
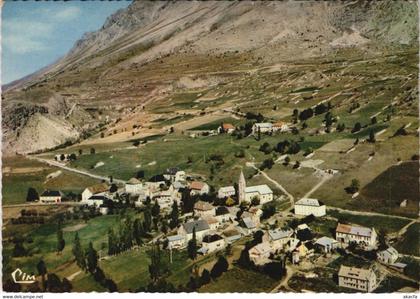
2 0 418 155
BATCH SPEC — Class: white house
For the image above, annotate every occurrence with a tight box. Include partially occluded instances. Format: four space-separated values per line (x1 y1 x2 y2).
314 236 339 253
265 228 294 250
200 234 226 254
294 198 326 217
194 201 216 218
82 183 109 202
338 265 378 292
377 247 399 264
218 123 236 134
204 216 220 231
252 123 273 134
239 217 257 235
175 171 186 182
245 185 273 204
125 178 143 195
190 181 210 196
178 219 211 242
336 223 377 248
218 186 236 198
167 235 186 249
249 242 273 265
83 195 110 207
40 190 62 204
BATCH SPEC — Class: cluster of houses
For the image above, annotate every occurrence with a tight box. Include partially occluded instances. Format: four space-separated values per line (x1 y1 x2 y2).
215 121 290 136
35 165 406 293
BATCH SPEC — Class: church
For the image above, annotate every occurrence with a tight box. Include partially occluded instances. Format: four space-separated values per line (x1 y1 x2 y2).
238 171 274 205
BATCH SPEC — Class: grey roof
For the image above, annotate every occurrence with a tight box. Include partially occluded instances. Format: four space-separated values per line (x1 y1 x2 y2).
202 234 223 243
241 217 256 229
167 235 185 242
315 236 338 247
268 229 293 240
182 219 210 234
88 195 109 201
295 198 324 207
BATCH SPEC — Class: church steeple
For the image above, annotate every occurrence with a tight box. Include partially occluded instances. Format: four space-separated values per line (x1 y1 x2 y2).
238 170 246 204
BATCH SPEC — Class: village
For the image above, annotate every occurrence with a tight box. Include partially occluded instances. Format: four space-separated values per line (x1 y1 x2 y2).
28 150 412 293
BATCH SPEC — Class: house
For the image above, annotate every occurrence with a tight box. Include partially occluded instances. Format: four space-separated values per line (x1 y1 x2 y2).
178 219 210 242
266 228 294 250
175 171 186 182
272 121 289 132
239 217 257 235
244 185 273 204
249 242 273 265
194 201 216 217
218 186 236 198
336 223 377 248
248 207 263 223
200 234 226 254
40 190 62 204
83 195 110 207
189 181 210 196
314 236 339 253
99 205 109 215
125 178 143 195
167 235 186 249
338 265 378 292
218 123 235 134
163 167 183 182
82 183 109 202
252 123 273 134
377 247 399 264
295 242 314 258
204 216 220 231
294 198 326 217
222 229 242 244
215 206 232 223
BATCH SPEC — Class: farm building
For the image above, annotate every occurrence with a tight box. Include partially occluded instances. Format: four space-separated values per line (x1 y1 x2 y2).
40 190 62 204
377 247 399 264
336 223 377 248
82 183 109 202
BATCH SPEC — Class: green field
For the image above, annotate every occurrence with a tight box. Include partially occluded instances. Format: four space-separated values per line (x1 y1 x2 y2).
328 210 411 233
394 223 420 256
199 266 277 293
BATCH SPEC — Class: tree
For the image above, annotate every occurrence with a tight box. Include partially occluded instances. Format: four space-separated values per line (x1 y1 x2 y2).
72 232 86 270
293 161 300 169
352 122 362 133
69 153 77 161
37 259 47 291
57 226 65 254
86 242 98 273
251 197 260 206
26 187 39 202
368 130 376 143
187 227 197 260
133 219 144 246
151 200 161 218
225 197 235 206
90 148 96 154
110 183 118 193
13 241 27 257
371 116 377 125
169 201 179 229
200 269 211 285
210 256 229 278
284 156 291 166
60 154 66 161
346 179 360 194
143 209 152 232
149 244 165 282
136 170 145 179
78 149 83 155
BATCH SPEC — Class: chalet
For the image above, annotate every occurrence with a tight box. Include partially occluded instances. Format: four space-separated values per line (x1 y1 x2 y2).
314 236 339 253
338 265 377 292
265 228 294 250
189 181 210 196
336 223 377 248
244 185 273 204
218 123 235 134
249 242 272 265
83 195 110 207
239 217 257 235
252 123 273 134
200 234 226 254
82 183 109 202
215 206 232 223
294 198 326 217
167 235 186 249
377 247 399 264
125 178 143 195
194 201 215 217
218 186 236 198
222 229 242 244
178 219 210 242
40 190 62 204
272 121 289 132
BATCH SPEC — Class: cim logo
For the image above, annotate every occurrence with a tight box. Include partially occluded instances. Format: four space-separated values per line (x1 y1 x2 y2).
11 268 36 284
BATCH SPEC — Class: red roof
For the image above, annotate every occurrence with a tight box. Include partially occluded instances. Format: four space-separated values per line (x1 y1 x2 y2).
222 123 235 130
190 181 205 190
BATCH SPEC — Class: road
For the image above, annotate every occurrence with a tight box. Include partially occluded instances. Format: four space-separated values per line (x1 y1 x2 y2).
327 206 418 221
246 162 294 206
301 175 331 199
26 156 126 184
270 264 296 293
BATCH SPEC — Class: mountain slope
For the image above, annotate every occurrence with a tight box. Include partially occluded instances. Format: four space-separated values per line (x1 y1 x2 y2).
2 0 418 155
